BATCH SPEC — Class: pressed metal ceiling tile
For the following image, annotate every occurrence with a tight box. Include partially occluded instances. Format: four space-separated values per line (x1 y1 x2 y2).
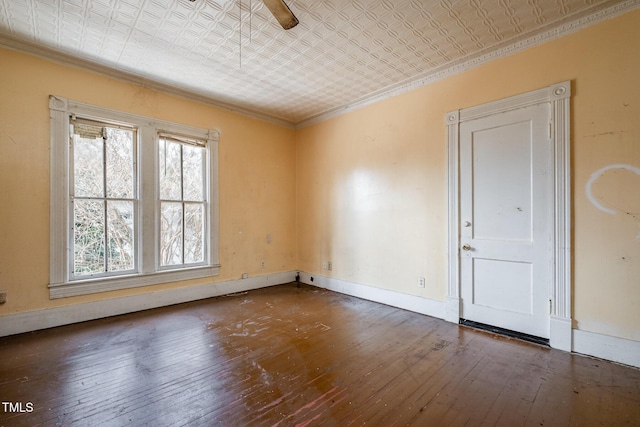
0 0 637 125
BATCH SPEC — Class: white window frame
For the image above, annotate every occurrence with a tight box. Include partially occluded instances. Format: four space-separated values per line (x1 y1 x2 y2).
157 132 211 270
69 116 140 280
49 95 220 299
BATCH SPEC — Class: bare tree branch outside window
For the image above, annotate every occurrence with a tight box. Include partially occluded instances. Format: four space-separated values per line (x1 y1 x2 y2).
159 137 206 267
71 124 207 276
72 125 135 276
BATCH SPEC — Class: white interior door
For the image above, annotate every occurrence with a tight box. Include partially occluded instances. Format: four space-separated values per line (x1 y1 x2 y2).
459 103 552 339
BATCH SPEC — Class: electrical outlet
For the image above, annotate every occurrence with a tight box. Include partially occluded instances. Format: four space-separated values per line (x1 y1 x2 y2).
260 261 265 269
0 290 7 305
322 261 328 270
328 261 332 271
242 273 248 279
418 277 425 288
266 233 272 244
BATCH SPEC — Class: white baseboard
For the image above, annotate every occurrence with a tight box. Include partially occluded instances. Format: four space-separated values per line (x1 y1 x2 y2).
300 272 640 369
445 296 460 323
573 329 640 368
550 316 572 352
4 270 639 369
299 272 445 320
0 271 297 338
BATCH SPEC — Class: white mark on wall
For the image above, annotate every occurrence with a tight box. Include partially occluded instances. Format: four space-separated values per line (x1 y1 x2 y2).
586 164 640 214
586 163 640 240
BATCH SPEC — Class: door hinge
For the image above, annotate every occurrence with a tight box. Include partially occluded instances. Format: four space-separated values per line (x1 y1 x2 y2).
549 298 553 315
548 121 552 140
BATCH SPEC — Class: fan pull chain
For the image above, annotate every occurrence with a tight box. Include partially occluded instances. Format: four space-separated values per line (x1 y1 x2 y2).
237 0 254 68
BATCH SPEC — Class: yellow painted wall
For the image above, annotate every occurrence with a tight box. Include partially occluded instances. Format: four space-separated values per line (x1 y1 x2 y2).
297 9 640 341
1 9 639 344
0 48 297 314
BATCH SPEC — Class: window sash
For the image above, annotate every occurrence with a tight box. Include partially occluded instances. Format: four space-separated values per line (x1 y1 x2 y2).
69 119 139 280
159 201 208 268
158 134 209 269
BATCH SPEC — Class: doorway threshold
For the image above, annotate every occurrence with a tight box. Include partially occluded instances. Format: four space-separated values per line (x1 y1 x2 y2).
459 319 550 347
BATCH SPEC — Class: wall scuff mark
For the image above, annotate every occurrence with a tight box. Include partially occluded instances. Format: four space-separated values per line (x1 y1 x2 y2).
586 163 640 239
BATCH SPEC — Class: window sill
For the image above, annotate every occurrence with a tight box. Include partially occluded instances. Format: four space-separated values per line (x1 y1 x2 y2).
49 265 221 299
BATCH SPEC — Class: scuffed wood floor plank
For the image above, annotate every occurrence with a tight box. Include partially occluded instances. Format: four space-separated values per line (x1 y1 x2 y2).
1 283 639 426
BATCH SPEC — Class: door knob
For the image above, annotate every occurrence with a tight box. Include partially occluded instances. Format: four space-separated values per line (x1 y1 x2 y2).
462 244 471 251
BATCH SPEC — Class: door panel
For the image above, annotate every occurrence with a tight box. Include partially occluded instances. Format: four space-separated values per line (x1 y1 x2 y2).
471 121 532 242
473 258 532 315
459 103 552 339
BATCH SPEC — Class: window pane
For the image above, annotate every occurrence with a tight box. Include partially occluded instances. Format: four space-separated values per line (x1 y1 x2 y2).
74 199 105 275
184 204 204 264
159 139 182 200
107 201 135 272
106 128 135 199
161 202 182 266
74 134 103 198
183 145 204 202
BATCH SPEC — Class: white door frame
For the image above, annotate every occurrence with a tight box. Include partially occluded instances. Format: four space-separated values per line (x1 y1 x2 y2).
445 81 572 351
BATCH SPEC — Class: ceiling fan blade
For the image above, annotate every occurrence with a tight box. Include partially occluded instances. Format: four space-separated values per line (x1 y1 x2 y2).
262 0 299 30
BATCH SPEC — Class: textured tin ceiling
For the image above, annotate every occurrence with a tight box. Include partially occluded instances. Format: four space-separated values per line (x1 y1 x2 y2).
0 0 637 127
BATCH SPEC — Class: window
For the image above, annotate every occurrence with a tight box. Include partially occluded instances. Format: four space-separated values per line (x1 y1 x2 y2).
49 96 219 298
158 134 207 268
71 118 137 278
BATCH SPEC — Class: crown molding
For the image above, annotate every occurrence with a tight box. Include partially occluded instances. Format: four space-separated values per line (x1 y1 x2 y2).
296 0 640 128
0 34 297 129
1 0 638 130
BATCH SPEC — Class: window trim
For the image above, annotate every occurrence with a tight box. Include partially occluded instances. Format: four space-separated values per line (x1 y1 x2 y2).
49 95 220 299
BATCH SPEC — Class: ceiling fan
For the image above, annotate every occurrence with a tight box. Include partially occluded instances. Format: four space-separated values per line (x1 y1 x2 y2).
188 0 299 30
262 0 299 30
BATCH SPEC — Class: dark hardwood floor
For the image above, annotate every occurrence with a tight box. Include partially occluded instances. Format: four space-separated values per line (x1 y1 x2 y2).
1 283 639 426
